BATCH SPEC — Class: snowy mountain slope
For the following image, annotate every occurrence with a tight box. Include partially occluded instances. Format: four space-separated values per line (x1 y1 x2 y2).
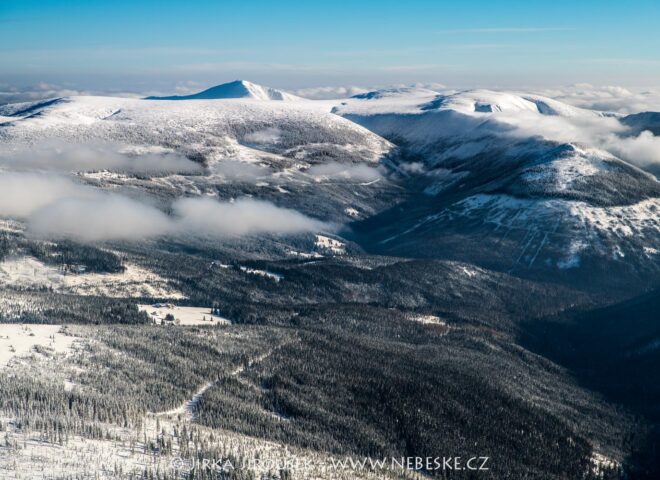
335 89 660 287
0 95 389 166
333 89 604 149
145 80 302 101
0 85 658 287
0 95 390 163
339 88 598 118
0 92 401 257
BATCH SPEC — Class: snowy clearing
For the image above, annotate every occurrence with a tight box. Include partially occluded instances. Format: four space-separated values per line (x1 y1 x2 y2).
287 250 323 259
239 266 283 282
0 324 76 368
459 265 480 278
138 304 231 326
315 234 346 254
0 256 184 299
411 315 446 326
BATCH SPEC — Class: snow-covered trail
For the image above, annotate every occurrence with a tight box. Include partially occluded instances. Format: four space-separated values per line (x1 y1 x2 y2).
155 381 214 420
0 332 414 480
153 342 290 420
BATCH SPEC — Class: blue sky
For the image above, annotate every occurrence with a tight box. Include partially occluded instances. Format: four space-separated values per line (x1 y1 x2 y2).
2 0 660 94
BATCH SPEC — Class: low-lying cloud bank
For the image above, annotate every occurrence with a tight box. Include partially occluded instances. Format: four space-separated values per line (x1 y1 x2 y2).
213 160 271 180
29 195 173 242
292 82 447 100
292 86 370 100
0 173 96 217
0 82 146 106
174 197 327 237
537 85 660 169
0 141 202 174
243 127 282 145
307 162 383 182
0 82 88 106
539 84 660 115
602 130 660 170
492 108 660 170
0 173 328 242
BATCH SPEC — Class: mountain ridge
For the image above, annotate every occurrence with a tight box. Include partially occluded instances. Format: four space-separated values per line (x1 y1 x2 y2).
334 88 660 288
0 86 658 290
145 80 301 101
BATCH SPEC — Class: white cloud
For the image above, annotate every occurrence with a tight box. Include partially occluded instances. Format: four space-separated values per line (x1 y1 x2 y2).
603 130 660 168
0 141 202 174
399 162 427 174
538 84 660 114
0 172 327 241
0 173 173 241
410 82 447 91
293 86 369 100
0 173 95 218
488 105 660 170
29 195 173 242
307 162 383 182
173 197 328 237
213 160 271 180
0 82 149 106
243 127 281 144
0 83 87 105
293 82 448 100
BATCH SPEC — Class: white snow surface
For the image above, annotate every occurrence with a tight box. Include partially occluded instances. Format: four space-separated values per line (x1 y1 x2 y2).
148 80 303 101
455 193 659 236
0 85 657 271
335 87 660 264
0 324 76 368
519 145 615 193
455 194 660 266
239 266 283 282
0 256 184 298
315 234 346 254
0 94 392 168
337 88 598 118
0 335 396 480
411 314 446 326
333 88 612 154
138 304 231 325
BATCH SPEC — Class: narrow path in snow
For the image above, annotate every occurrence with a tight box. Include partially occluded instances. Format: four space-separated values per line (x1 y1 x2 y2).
153 341 292 421
156 381 214 419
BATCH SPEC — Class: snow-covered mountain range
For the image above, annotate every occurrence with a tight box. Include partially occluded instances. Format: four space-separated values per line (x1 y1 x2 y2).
0 80 658 289
334 87 660 287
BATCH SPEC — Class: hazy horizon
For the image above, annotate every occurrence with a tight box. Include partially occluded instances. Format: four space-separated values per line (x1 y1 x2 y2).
3 0 660 105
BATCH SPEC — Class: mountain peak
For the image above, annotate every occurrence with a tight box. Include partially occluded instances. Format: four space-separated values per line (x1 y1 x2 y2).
146 80 301 101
